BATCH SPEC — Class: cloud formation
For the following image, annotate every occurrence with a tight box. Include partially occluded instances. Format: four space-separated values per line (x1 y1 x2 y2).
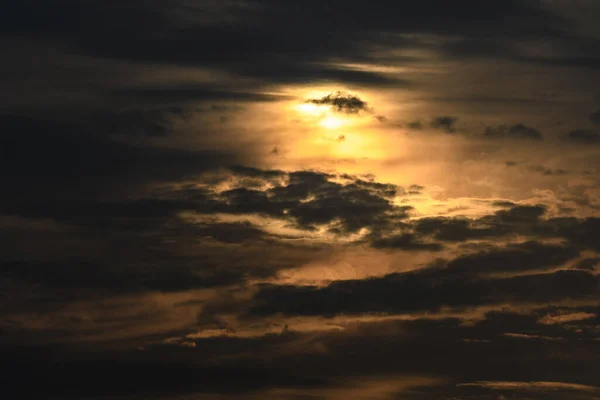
4 1 600 399
430 116 459 133
485 123 543 140
306 91 371 114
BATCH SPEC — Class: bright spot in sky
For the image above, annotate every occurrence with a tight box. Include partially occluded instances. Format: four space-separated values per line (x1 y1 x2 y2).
320 116 346 129
295 103 325 115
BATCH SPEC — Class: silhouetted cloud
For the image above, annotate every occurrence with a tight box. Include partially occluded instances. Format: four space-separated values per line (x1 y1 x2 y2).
250 268 596 317
0 114 238 207
485 124 543 140
371 233 443 251
306 91 370 114
412 205 547 242
430 116 459 133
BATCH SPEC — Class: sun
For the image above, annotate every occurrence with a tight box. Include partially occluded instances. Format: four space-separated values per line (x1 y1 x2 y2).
320 116 346 129
294 102 350 130
295 103 326 116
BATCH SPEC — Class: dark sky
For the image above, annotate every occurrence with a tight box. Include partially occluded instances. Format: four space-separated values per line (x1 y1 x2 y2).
2 1 600 399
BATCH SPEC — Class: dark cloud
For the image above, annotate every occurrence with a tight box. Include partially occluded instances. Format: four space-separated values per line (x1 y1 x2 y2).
0 0 572 110
404 206 600 253
430 116 459 133
0 114 238 203
494 204 548 222
414 216 506 242
2 164 408 237
114 86 293 103
404 120 424 130
553 217 600 252
248 237 589 319
92 107 196 137
412 205 547 242
245 63 407 86
484 124 543 140
508 124 543 139
228 165 286 179
573 258 600 271
408 184 425 194
306 91 370 114
567 129 600 144
250 267 596 317
1 258 245 294
590 109 600 124
0 352 333 399
371 233 443 251
3 2 600 398
283 178 407 234
203 168 410 234
0 214 329 301
492 200 517 207
527 165 569 176
445 241 578 275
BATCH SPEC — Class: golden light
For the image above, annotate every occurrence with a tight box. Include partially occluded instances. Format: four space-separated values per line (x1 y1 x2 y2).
295 103 326 115
320 116 346 129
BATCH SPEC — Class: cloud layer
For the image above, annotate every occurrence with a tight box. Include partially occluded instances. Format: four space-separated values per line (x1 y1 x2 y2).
3 1 600 399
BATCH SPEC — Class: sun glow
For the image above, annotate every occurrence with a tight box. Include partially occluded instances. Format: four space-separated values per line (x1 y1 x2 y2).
295 103 326 115
320 116 346 129
283 89 395 163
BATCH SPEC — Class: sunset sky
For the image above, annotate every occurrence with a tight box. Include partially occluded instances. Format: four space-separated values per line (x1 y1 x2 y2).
2 1 600 399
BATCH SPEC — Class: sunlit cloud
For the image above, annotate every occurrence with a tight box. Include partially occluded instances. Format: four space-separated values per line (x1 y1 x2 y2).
459 381 600 393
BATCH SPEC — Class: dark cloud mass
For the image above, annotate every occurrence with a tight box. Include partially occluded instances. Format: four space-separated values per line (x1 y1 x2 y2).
485 123 543 140
568 129 600 144
3 1 600 399
430 116 459 133
306 91 371 114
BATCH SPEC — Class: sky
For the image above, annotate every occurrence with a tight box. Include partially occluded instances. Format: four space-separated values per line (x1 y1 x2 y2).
2 1 600 399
